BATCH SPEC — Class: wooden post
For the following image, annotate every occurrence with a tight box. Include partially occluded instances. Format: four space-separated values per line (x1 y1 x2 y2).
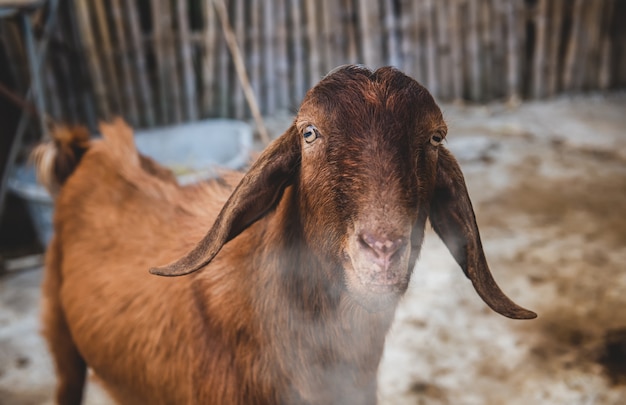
165 0 183 123
262 0 276 115
289 0 306 104
398 0 414 77
413 0 426 84
563 0 584 92
216 13 230 117
74 0 110 119
157 0 183 123
449 0 463 101
176 0 198 121
505 0 521 104
274 0 289 112
546 0 564 97
321 0 335 71
582 0 604 90
151 0 170 124
110 0 140 125
232 0 246 118
342 0 359 64
201 0 218 117
598 0 615 90
531 0 548 98
488 0 504 100
479 0 494 100
467 0 481 101
93 0 122 113
383 0 400 67
357 0 382 68
435 0 451 100
423 0 438 96
305 0 322 85
125 0 155 126
248 0 261 114
213 0 270 144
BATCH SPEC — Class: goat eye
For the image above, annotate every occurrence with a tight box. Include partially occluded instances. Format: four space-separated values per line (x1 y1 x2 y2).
303 125 318 144
430 133 444 146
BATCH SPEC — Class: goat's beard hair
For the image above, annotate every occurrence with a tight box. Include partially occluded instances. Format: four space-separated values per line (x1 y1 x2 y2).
258 242 398 401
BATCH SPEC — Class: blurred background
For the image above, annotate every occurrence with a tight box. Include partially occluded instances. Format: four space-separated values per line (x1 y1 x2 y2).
2 0 625 125
0 0 625 404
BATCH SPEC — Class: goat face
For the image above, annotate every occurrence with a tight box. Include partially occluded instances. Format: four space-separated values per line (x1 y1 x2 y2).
151 65 536 320
293 66 440 310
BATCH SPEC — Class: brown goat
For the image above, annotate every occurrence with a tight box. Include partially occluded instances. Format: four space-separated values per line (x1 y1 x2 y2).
36 65 535 405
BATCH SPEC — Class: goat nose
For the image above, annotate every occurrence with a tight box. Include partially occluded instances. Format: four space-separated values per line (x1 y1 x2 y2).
358 232 407 261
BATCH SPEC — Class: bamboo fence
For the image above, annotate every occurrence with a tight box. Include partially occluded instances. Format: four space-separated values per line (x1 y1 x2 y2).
1 0 625 130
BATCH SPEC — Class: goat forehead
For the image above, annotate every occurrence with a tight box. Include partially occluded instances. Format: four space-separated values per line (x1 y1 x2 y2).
301 68 443 138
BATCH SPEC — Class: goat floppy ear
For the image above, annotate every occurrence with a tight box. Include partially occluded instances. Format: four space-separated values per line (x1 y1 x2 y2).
429 147 536 320
150 125 300 276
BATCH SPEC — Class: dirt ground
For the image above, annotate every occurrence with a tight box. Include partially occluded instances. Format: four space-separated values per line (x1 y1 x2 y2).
1 93 625 404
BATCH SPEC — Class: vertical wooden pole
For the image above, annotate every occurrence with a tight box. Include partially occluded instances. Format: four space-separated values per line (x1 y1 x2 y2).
262 0 275 114
126 0 155 126
343 0 359 64
435 0 451 100
276 0 290 111
449 0 463 101
423 0 438 96
598 0 614 90
546 0 563 97
505 0 521 103
467 0 481 101
166 0 183 122
531 0 548 98
176 0 198 121
582 0 604 90
479 0 494 100
305 0 322 85
110 0 140 125
213 0 270 143
398 0 413 76
158 0 183 122
412 0 425 83
289 0 306 104
357 0 381 68
201 0 218 117
320 0 333 71
233 0 246 118
248 0 262 113
383 0 400 67
563 0 584 92
217 13 230 117
488 0 504 99
93 0 122 112
74 0 110 118
151 0 169 123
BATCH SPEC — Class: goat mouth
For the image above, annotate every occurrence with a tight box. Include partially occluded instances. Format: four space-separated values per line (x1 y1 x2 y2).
355 268 408 292
361 281 406 294
343 258 409 311
346 280 405 312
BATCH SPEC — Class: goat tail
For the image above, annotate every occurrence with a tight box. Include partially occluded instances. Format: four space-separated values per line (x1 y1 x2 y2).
31 125 91 196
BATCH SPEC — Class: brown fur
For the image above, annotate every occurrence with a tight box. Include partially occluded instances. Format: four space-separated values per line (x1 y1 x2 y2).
38 66 534 405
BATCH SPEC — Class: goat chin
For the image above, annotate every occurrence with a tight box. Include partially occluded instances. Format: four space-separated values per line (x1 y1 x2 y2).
343 246 412 312
37 65 535 405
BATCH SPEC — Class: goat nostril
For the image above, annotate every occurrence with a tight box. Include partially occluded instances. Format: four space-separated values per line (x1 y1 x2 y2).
358 232 406 259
